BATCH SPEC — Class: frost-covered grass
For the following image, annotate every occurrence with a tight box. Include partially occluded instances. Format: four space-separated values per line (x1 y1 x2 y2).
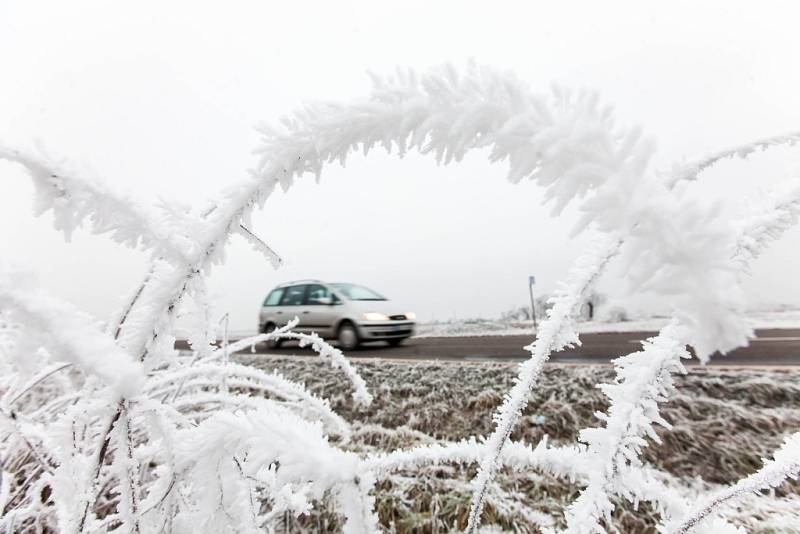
235 354 800 533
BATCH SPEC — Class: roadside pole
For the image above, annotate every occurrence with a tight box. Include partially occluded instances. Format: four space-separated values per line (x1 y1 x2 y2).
528 275 537 331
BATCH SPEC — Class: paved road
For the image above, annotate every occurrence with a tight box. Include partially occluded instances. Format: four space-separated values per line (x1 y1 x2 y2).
214 328 800 366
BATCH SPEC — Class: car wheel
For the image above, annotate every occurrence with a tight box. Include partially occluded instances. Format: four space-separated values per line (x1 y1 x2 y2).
337 321 360 351
263 322 282 349
387 338 404 347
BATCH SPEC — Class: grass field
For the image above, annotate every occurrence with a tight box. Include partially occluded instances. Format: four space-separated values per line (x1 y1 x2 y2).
235 354 800 533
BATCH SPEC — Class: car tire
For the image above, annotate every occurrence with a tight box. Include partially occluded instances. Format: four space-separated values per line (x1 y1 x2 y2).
387 338 404 347
337 321 360 351
263 322 283 349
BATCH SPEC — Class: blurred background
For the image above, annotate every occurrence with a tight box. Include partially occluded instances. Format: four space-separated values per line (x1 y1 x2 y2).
1 0 799 332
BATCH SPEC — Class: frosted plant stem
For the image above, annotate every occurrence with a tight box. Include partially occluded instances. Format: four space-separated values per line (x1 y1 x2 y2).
665 432 800 533
562 323 689 533
76 408 120 533
76 277 188 532
108 265 154 340
363 437 588 481
167 319 300 406
220 313 229 395
465 234 622 533
236 224 282 269
667 130 800 187
76 264 198 530
2 362 72 407
561 176 800 533
1 464 44 517
116 401 141 534
210 321 372 406
0 408 56 474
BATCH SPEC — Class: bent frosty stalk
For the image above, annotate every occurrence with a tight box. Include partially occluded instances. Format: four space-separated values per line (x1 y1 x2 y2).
466 233 622 532
562 178 800 533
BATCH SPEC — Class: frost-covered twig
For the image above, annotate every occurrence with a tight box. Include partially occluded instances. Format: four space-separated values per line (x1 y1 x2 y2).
561 173 800 533
174 407 378 533
466 233 622 532
206 317 299 358
215 325 372 406
106 265 155 340
363 436 588 482
459 76 774 534
1 362 72 408
732 178 800 271
666 130 800 187
0 275 143 398
110 401 141 534
563 322 690 533
664 432 800 534
0 407 57 474
235 224 283 269
144 361 350 436
0 144 183 257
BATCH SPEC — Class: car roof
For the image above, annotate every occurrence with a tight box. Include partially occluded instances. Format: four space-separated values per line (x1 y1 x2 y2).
275 279 324 288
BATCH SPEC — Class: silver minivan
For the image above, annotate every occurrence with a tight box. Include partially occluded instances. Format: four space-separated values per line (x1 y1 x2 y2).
258 280 416 350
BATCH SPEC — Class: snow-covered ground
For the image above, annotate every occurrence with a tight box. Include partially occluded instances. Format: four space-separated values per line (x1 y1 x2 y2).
233 354 800 532
414 309 800 338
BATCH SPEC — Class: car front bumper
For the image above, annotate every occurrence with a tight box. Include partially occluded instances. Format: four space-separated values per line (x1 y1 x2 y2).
357 321 415 340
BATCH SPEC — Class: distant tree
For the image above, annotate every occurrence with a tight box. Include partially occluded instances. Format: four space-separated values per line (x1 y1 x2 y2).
500 304 531 322
581 291 607 321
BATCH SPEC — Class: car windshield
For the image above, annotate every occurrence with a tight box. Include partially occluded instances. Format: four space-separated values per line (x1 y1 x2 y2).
331 283 386 301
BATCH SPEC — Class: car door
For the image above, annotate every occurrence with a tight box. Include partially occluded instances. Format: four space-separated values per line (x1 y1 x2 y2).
303 284 340 337
260 287 286 331
278 284 310 331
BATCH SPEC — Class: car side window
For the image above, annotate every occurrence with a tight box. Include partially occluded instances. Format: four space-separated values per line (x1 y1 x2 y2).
279 285 307 306
305 284 333 305
263 288 284 306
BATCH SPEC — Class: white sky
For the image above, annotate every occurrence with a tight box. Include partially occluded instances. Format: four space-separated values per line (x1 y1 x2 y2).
1 0 799 331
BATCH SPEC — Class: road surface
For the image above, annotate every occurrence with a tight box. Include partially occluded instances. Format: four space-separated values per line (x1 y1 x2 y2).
196 328 800 366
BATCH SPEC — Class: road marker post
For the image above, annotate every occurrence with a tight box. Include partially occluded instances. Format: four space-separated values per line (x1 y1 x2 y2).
528 275 537 331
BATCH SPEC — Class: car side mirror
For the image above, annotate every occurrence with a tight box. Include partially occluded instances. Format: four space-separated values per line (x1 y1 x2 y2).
318 296 332 305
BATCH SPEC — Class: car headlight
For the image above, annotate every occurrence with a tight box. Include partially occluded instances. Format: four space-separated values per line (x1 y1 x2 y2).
405 312 416 320
363 312 390 321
